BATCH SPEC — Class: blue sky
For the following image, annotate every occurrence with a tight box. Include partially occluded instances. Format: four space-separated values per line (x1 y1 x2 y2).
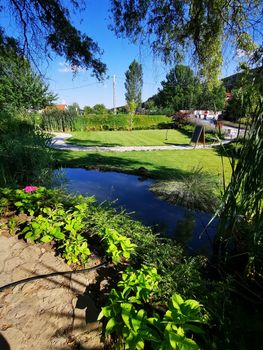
1 0 250 108
44 0 170 108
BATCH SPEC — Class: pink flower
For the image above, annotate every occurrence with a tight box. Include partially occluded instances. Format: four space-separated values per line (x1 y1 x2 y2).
24 186 38 193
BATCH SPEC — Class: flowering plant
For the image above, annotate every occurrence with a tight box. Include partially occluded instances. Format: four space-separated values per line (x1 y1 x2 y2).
24 186 38 193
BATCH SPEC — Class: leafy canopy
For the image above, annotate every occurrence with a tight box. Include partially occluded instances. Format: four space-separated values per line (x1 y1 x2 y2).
0 31 56 110
111 0 262 84
146 65 225 112
0 0 106 79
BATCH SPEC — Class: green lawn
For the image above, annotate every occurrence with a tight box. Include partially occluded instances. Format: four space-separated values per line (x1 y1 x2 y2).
66 129 190 147
54 148 231 183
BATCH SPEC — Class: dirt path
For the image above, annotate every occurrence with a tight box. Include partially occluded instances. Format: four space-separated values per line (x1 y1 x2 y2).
51 132 229 152
0 234 104 350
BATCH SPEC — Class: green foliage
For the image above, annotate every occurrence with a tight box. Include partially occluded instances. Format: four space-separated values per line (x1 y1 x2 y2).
125 60 143 106
0 111 54 187
59 232 90 265
98 265 206 349
158 65 201 112
82 201 205 301
99 227 137 264
13 187 50 216
117 265 160 303
83 105 93 115
217 114 263 277
198 83 226 111
67 102 80 115
111 1 262 83
0 31 56 111
74 114 172 131
92 104 108 115
224 66 263 122
148 65 225 113
127 99 137 130
0 2 106 79
40 109 77 131
22 212 65 243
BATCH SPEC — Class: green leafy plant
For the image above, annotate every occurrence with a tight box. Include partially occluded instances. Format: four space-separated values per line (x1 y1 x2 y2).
22 213 65 243
7 216 19 236
149 294 206 350
12 187 49 215
59 232 90 265
100 227 137 264
117 265 160 303
98 266 206 349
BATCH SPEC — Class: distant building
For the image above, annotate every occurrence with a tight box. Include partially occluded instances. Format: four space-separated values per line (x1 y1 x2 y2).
179 110 221 120
46 104 68 111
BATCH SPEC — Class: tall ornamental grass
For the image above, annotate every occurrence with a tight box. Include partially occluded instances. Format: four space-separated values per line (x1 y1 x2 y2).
40 109 77 131
216 113 263 277
0 111 53 187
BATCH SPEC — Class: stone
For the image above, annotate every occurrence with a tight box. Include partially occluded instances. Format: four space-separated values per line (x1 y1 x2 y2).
0 235 103 349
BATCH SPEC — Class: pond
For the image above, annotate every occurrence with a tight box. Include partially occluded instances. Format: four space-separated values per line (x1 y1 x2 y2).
56 168 217 255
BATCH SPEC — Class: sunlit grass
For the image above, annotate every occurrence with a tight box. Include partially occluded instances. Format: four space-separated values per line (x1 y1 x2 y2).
54 147 232 183
66 129 190 147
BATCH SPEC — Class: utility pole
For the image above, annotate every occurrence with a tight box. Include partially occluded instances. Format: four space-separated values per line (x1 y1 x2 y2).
113 74 116 114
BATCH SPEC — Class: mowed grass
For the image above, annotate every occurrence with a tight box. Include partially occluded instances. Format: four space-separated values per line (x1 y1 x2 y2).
66 129 190 147
54 148 232 183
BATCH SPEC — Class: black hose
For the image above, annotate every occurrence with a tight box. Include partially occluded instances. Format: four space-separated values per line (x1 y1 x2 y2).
0 262 108 292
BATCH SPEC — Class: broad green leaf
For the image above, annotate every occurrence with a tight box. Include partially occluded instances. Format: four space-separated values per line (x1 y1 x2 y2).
171 294 184 308
184 324 205 334
41 235 52 243
168 332 200 350
105 317 117 334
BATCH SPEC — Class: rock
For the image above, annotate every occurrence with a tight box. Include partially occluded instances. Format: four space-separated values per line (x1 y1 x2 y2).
0 235 103 349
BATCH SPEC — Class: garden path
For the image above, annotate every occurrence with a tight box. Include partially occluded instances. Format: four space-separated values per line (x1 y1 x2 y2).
0 233 104 349
51 132 230 152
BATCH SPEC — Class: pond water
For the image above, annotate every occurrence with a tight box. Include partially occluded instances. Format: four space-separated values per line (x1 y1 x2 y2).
56 168 217 255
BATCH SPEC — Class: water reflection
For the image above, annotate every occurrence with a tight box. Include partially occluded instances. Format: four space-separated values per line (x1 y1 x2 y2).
55 168 217 255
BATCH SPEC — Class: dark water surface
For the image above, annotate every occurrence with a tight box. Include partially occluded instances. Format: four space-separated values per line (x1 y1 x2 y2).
58 168 217 255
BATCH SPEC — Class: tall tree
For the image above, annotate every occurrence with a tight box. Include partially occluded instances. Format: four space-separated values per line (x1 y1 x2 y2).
0 0 106 79
0 31 56 110
158 65 201 112
92 104 108 115
111 0 262 85
198 83 226 111
125 60 143 106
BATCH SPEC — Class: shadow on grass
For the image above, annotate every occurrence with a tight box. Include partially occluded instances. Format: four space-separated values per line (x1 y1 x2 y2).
66 138 123 147
53 150 192 180
164 142 190 146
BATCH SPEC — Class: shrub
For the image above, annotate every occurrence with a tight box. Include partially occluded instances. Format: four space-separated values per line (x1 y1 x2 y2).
80 114 172 131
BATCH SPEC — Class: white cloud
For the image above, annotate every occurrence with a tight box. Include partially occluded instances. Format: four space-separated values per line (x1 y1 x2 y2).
58 62 86 73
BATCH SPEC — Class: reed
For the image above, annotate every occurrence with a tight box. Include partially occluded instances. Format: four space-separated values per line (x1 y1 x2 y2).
216 112 263 277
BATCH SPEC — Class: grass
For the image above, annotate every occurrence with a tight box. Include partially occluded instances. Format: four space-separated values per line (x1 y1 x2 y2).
66 129 190 147
54 148 232 183
150 167 220 212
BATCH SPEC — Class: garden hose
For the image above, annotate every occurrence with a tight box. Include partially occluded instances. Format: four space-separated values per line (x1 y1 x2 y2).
0 262 108 292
